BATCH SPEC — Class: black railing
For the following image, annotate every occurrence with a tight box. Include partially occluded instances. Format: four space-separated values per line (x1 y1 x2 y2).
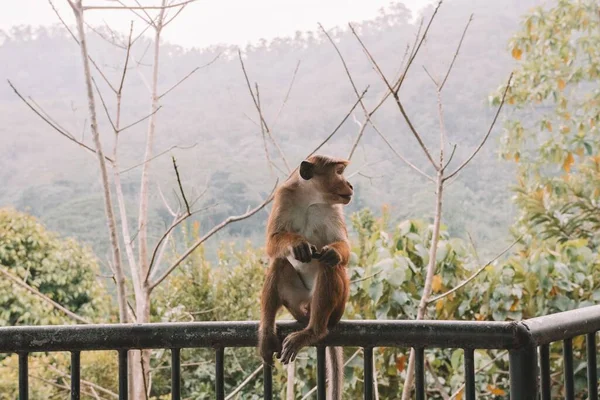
1 305 599 399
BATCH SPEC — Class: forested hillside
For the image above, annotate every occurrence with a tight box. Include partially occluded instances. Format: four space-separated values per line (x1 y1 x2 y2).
0 0 540 262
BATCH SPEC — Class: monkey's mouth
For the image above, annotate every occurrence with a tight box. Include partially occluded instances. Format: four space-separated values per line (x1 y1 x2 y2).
338 194 352 201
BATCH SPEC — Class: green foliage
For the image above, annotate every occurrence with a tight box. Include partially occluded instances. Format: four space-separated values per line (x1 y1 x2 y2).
0 207 111 326
0 208 116 398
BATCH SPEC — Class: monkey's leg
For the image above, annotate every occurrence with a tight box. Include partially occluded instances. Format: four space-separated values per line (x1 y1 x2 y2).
259 259 310 364
279 265 348 364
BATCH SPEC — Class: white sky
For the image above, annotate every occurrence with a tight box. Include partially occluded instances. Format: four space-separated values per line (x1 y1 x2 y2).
1 0 434 49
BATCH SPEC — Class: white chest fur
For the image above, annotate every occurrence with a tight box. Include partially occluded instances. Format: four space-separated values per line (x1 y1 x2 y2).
285 204 342 291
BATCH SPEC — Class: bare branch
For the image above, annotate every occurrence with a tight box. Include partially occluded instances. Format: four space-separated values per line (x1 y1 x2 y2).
349 24 437 168
0 265 91 324
162 2 188 27
118 106 163 133
256 82 275 177
171 156 190 215
48 0 117 92
448 351 508 400
308 86 369 157
149 180 279 290
444 73 513 181
83 0 198 11
422 65 438 87
225 365 264 400
237 49 291 172
271 60 301 129
319 23 431 178
44 362 119 399
428 236 522 304
85 20 126 49
439 14 473 91
442 144 457 171
120 143 196 173
396 0 443 93
92 77 117 132
7 80 112 161
158 53 221 99
117 21 135 95
116 0 154 27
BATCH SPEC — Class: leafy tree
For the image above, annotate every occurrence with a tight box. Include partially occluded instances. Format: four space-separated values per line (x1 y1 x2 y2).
491 0 600 396
0 207 111 325
0 208 116 398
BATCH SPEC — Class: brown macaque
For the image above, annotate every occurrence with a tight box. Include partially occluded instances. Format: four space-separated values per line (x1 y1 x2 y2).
258 154 353 399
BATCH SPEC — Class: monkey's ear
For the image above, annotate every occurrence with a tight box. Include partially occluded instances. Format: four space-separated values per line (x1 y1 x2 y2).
299 161 315 180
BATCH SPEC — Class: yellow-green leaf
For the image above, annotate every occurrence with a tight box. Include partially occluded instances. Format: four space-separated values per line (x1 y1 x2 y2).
512 47 523 60
558 78 566 91
432 274 443 293
563 152 574 172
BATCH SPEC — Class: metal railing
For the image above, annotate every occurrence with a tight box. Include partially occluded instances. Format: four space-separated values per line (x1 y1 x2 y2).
1 304 599 399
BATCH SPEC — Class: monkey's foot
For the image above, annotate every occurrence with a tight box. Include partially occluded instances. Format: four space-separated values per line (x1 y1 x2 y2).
258 331 281 366
279 330 314 364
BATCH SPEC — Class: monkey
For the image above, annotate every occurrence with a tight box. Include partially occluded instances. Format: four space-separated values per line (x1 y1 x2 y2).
258 154 353 400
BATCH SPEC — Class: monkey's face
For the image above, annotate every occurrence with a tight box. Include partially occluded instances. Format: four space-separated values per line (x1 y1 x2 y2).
300 160 353 205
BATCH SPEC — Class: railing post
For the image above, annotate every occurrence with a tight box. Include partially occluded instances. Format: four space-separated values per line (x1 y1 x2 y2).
509 345 537 400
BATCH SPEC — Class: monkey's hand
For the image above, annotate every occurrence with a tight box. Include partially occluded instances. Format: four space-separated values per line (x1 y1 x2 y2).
291 240 317 263
318 245 341 267
258 330 281 366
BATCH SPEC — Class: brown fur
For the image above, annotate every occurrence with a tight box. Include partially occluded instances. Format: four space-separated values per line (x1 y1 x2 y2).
258 155 352 400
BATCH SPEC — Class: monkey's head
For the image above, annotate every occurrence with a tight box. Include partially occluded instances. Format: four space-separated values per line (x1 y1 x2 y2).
299 155 353 205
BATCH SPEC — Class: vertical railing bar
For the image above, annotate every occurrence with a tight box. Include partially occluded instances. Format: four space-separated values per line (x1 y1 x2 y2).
464 348 475 400
215 347 225 400
263 362 273 400
118 350 128 400
363 347 374 400
19 352 28 400
317 346 326 400
564 338 575 400
71 351 81 400
414 347 425 400
587 333 598 400
171 348 181 400
539 344 551 400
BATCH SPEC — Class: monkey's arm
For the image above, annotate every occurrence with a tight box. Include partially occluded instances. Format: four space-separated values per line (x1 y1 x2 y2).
267 231 312 260
319 240 350 267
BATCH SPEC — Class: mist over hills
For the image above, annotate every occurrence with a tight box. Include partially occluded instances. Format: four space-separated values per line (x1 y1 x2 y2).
0 0 542 263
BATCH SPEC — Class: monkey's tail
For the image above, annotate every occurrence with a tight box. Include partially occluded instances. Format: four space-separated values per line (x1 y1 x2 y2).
326 346 344 400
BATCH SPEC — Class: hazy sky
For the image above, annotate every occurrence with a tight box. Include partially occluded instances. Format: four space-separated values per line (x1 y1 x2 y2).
1 0 433 49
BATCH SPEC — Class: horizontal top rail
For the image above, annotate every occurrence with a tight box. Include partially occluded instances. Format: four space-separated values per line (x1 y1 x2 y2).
0 305 598 353
0 319 521 353
523 304 600 346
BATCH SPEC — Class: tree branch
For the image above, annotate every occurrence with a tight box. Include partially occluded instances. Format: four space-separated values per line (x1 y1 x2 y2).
237 49 291 172
271 60 301 129
83 0 198 11
439 14 473 91
349 24 437 168
119 143 197 173
444 73 513 181
158 53 221 100
0 265 91 324
7 80 112 162
149 180 279 290
428 236 522 304
119 106 163 133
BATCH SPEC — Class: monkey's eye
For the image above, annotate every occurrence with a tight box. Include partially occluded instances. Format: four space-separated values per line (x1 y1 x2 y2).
336 167 345 175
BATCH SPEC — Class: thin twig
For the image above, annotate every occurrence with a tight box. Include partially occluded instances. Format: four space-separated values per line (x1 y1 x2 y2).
237 49 291 172
48 0 117 93
149 180 279 290
256 82 275 177
7 80 111 161
396 0 443 93
118 106 163 133
171 156 190 214
428 236 522 304
158 53 221 99
448 351 508 400
308 87 369 157
225 365 264 400
83 0 197 11
0 265 91 324
92 77 117 132
349 24 437 169
439 14 473 91
442 144 457 171
272 60 301 129
444 73 513 181
120 143 196 173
